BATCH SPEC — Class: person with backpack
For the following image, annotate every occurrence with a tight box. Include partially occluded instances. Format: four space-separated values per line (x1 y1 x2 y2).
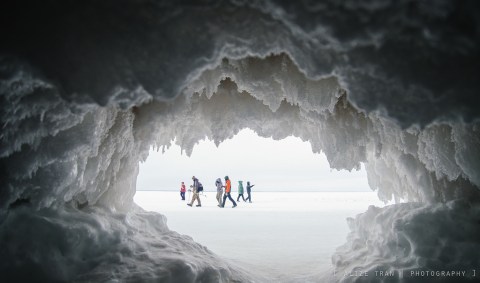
220 176 236 208
245 181 255 203
237 180 246 202
188 176 202 207
215 178 224 207
180 181 186 201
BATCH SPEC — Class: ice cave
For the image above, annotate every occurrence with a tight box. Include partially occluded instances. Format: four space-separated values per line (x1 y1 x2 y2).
1 1 480 282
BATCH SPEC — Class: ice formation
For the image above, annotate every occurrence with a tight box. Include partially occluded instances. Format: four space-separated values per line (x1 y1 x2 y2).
333 200 480 283
1 1 479 282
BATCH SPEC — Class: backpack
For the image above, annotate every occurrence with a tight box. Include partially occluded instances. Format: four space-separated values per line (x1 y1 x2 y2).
198 181 203 192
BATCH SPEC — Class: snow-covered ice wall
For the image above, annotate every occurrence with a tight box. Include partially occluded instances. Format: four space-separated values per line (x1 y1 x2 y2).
1 1 480 282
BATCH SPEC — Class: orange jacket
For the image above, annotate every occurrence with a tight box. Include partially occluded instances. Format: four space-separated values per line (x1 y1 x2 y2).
225 179 231 193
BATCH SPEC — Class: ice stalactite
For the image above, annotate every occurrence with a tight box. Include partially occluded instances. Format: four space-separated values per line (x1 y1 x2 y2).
0 59 139 213
0 60 257 282
183 54 480 204
2 53 480 281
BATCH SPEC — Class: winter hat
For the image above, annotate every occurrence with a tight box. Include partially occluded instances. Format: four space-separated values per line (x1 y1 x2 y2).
224 176 229 180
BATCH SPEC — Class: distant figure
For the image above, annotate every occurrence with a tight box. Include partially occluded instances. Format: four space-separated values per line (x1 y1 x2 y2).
188 176 202 207
215 178 224 207
245 181 255 203
237 180 246 202
180 182 186 201
221 176 237 208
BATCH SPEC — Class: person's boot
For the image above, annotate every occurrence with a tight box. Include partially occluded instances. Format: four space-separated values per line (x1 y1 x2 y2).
187 203 192 207
196 204 201 207
232 204 237 208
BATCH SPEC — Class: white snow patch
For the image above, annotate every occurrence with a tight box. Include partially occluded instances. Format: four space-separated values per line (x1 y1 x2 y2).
134 191 388 281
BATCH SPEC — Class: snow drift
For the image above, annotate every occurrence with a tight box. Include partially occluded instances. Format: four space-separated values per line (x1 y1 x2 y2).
1 1 479 282
332 200 480 283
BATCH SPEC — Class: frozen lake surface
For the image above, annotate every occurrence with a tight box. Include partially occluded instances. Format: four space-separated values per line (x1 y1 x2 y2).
134 191 386 280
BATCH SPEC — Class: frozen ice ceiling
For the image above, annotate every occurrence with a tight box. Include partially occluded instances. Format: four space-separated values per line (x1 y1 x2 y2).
1 0 479 126
1 1 480 282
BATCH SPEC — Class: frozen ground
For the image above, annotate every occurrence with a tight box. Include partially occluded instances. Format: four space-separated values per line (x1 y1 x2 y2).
134 191 387 280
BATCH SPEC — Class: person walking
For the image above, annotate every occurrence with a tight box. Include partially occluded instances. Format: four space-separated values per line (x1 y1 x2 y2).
188 176 202 207
237 180 246 202
245 181 255 203
221 176 237 208
215 178 224 207
180 181 186 201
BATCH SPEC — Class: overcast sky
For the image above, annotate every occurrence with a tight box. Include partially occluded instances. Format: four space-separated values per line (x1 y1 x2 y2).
136 128 371 192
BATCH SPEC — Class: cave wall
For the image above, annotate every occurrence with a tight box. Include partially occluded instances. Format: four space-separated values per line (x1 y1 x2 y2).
1 1 480 282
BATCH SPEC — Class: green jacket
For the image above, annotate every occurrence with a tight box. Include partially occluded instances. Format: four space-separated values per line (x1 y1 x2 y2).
238 182 244 194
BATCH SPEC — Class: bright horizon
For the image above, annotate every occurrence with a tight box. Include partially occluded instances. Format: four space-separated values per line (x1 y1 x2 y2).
136 128 371 192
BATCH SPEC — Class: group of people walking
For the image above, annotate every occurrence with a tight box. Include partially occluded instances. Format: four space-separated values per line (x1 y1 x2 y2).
182 176 255 208
235 180 254 203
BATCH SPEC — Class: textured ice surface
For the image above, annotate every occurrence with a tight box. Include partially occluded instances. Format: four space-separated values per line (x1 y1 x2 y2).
0 204 253 282
1 1 480 282
332 200 480 283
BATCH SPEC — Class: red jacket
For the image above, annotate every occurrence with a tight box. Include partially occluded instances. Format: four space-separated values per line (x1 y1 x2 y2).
225 179 231 193
180 184 186 192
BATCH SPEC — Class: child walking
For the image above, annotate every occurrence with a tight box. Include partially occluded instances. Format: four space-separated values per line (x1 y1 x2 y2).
245 181 255 203
180 181 186 200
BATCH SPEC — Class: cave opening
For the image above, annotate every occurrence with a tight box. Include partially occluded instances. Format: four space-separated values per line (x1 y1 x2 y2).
133 128 387 278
